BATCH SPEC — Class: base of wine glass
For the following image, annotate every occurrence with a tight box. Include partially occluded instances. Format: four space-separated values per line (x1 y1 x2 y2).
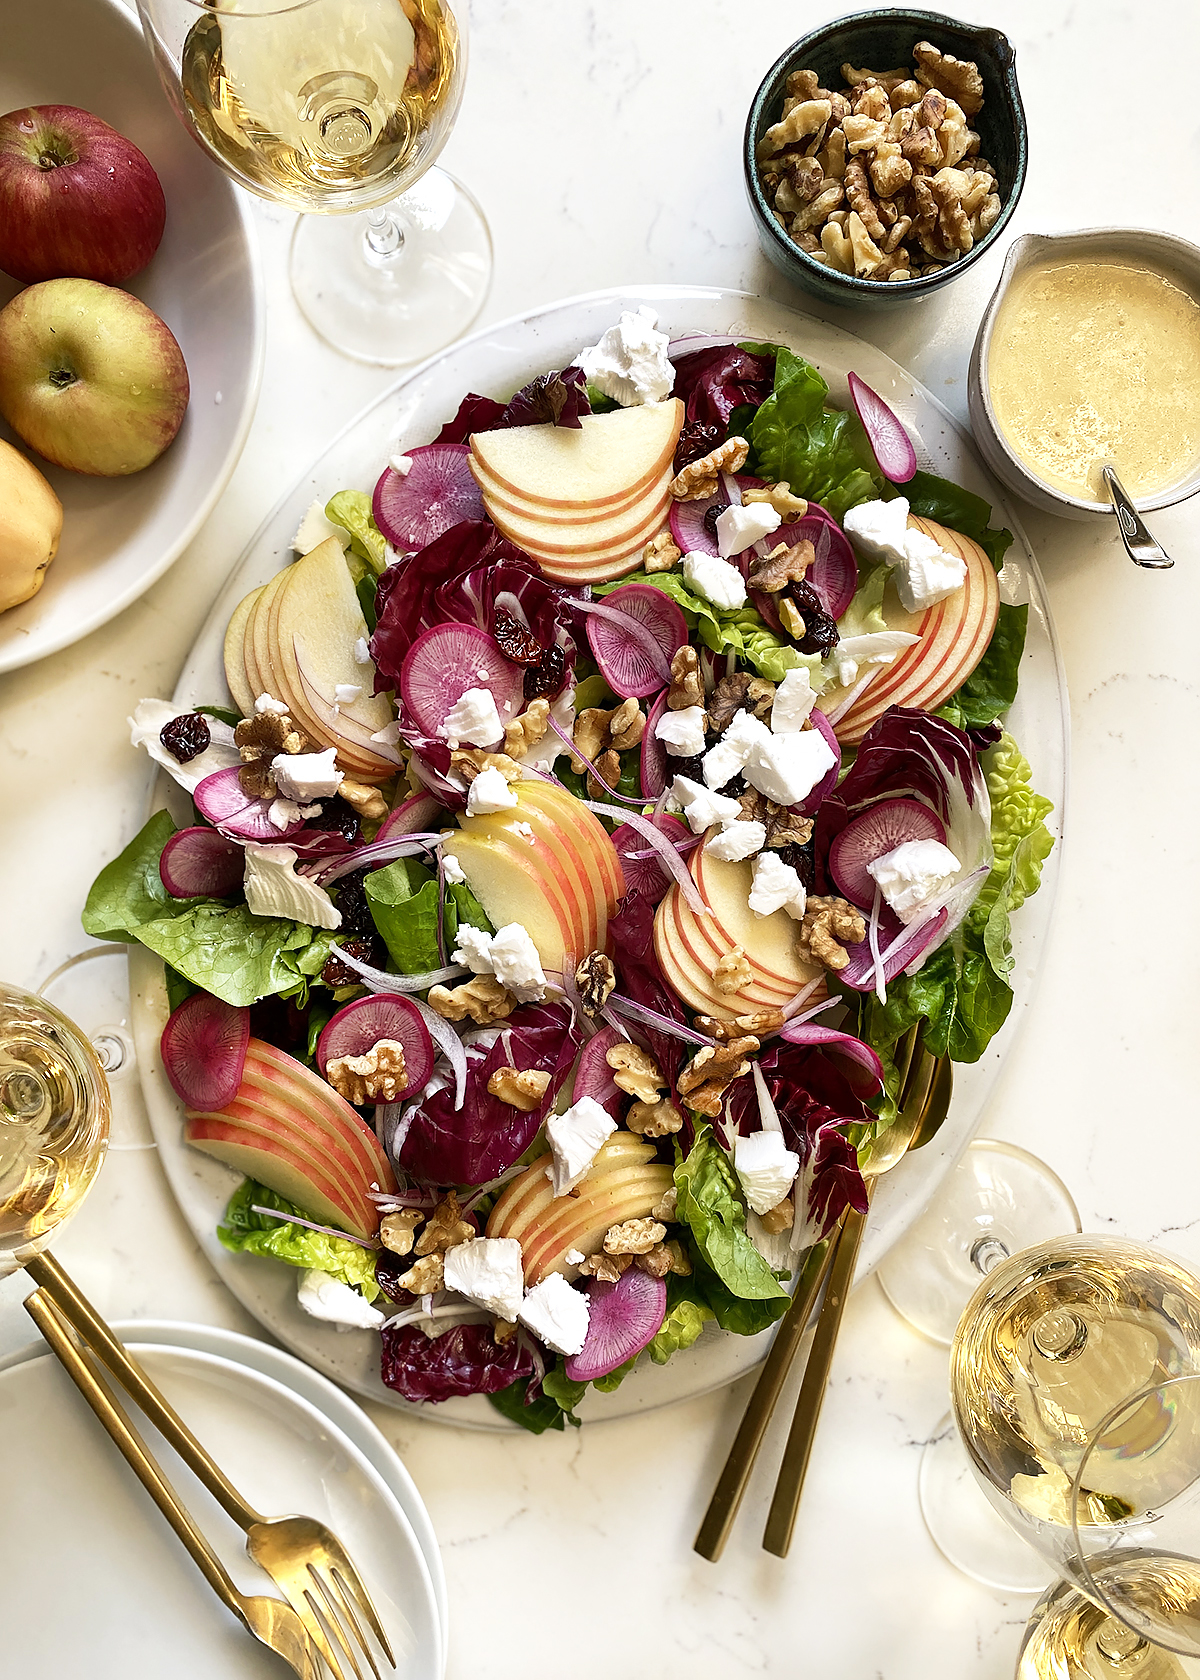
290 168 492 365
1018 1578 1196 1678
919 1415 1054 1594
878 1139 1081 1344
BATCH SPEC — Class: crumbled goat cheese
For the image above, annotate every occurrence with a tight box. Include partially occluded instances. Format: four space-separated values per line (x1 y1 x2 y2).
443 1237 525 1321
267 797 322 830
573 305 674 406
827 632 920 691
292 499 351 557
466 767 518 816
271 747 344 803
892 528 967 612
334 684 362 705
243 845 341 929
439 687 502 748
747 851 807 920
451 923 546 1002
716 501 782 558
741 727 837 807
546 1096 617 1196
734 1132 801 1216
866 838 962 923
671 775 743 834
702 709 772 790
255 692 291 715
297 1270 385 1330
442 852 467 885
705 819 766 862
128 699 240 793
841 497 912 565
518 1273 591 1356
655 704 707 757
564 1248 586 1266
771 667 818 733
389 453 413 475
371 721 401 746
452 924 495 973
681 551 747 611
353 638 372 665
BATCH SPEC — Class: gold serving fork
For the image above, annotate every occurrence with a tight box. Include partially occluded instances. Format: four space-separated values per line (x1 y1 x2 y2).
25 1288 317 1680
25 1252 395 1680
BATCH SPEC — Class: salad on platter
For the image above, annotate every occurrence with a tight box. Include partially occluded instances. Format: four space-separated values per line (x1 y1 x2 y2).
84 307 1055 1432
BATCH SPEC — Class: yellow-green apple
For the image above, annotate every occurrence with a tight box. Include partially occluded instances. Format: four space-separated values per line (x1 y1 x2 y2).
469 398 683 508
223 585 262 717
0 438 62 612
483 471 671 554
0 105 166 285
0 279 188 475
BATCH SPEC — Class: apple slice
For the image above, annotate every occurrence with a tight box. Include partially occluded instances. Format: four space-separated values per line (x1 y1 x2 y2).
470 399 682 510
500 502 670 573
187 1114 378 1238
656 896 804 1018
825 517 1000 746
224 585 261 718
242 1041 395 1188
190 1096 378 1234
488 1133 655 1245
451 822 590 965
471 456 654 524
513 780 626 935
483 470 671 556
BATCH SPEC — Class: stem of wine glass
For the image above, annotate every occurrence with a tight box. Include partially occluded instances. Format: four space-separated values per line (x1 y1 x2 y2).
971 1235 1010 1275
1095 1621 1150 1664
1031 1307 1089 1360
363 205 404 264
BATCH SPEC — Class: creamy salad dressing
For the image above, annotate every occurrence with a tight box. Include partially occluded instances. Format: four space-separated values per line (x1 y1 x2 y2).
987 257 1200 502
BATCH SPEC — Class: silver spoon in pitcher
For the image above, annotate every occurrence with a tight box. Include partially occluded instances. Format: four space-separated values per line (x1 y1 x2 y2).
1102 464 1174 568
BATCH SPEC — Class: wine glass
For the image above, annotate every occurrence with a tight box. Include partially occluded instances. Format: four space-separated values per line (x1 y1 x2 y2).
0 980 111 1276
136 0 491 364
1014 1372 1200 1677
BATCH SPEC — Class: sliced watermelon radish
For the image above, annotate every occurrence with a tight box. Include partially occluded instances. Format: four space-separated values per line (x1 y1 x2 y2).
827 798 947 908
159 827 244 899
611 814 690 899
799 709 842 818
848 371 917 484
564 1267 668 1381
315 994 434 1096
399 622 525 743
669 490 724 558
372 443 486 552
784 514 858 619
378 791 448 841
192 767 304 842
160 991 250 1111
580 584 686 698
571 1024 626 1122
640 690 670 799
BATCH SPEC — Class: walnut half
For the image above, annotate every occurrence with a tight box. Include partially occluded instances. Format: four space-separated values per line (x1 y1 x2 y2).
325 1039 408 1105
487 1066 552 1111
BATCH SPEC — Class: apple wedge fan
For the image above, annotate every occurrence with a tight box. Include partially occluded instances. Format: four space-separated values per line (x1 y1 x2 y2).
84 317 1055 1429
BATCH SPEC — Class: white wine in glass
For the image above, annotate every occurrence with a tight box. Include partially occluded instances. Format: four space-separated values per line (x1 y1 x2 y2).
0 983 110 1276
138 0 490 363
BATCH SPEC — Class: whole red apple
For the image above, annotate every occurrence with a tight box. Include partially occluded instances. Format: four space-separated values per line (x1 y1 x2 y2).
0 105 166 285
0 279 189 477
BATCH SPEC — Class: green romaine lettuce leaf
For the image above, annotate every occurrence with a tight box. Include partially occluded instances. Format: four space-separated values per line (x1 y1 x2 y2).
541 1365 588 1416
648 1271 715 1363
487 1376 576 1432
593 1356 638 1392
938 604 1028 731
218 1180 381 1300
971 731 1056 981
365 858 493 976
83 808 179 938
674 1126 788 1307
325 489 387 574
744 346 882 520
836 558 890 638
904 469 1013 571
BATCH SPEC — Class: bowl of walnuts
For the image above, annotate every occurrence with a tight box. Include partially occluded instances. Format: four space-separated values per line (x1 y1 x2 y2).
744 8 1028 309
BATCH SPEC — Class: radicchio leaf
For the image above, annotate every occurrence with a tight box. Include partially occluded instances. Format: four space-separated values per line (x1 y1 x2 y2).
607 889 688 1096
671 344 777 429
380 1320 534 1403
500 365 590 429
433 393 507 445
392 1002 581 1186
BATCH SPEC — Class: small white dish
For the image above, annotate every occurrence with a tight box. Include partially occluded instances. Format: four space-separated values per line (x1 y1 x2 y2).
967 227 1200 521
0 1339 440 1677
0 0 264 671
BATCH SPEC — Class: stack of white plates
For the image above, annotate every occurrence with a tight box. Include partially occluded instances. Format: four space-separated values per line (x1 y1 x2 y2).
0 1320 446 1677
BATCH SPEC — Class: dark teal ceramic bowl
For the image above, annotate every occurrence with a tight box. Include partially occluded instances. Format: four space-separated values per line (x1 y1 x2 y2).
744 8 1027 311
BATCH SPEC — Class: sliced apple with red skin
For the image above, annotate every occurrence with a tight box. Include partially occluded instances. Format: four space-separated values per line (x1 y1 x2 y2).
470 399 683 510
658 897 800 1017
241 1041 395 1189
482 468 671 554
472 456 657 525
487 1133 672 1284
448 823 590 967
223 585 261 718
517 779 626 914
461 798 601 955
186 1102 379 1236
823 517 1000 747
533 546 659 587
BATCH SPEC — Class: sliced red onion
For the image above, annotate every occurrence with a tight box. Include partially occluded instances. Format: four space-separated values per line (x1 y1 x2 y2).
544 721 647 807
823 665 879 728
250 1205 378 1250
382 1300 486 1333
640 689 671 801
461 1159 530 1214
378 793 447 840
598 1005 632 1042
411 996 468 1110
786 994 840 1028
667 334 735 357
572 595 676 692
848 371 917 484
799 708 842 817
581 800 710 916
329 942 466 993
781 976 825 1020
868 885 887 1004
776 1023 884 1097
604 992 713 1046
310 832 444 886
369 1187 437 1209
720 471 743 507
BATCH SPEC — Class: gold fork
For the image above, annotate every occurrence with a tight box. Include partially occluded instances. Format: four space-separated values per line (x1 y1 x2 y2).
25 1289 318 1680
26 1252 394 1680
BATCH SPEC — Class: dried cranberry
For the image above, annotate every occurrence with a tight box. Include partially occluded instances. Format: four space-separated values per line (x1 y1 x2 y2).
668 752 706 785
374 1248 418 1306
797 614 839 657
523 642 566 700
776 837 816 888
493 605 543 667
789 579 825 618
332 870 377 939
702 501 731 539
158 712 210 764
723 771 747 798
305 797 361 845
321 935 384 988
674 420 720 472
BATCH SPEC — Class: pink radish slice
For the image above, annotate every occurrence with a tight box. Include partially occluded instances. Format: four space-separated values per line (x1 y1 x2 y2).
827 798 947 908
571 1024 626 1121
161 992 250 1111
798 709 842 818
193 767 304 842
669 490 723 558
378 792 447 841
315 994 434 1095
159 827 244 899
611 814 690 899
372 443 486 552
581 584 686 698
400 622 525 744
564 1267 668 1382
839 907 948 990
848 372 917 484
640 690 670 799
785 514 858 619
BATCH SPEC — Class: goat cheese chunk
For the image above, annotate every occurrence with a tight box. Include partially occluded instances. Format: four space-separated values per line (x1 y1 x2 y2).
297 1270 385 1330
715 501 782 558
573 305 674 406
866 838 962 923
255 692 290 715
655 704 707 758
892 528 967 612
442 852 467 885
705 819 766 862
128 699 240 793
439 686 502 748
466 766 518 816
827 631 920 691
271 747 344 803
353 637 372 665
443 1237 526 1322
741 727 836 807
681 551 747 611
671 775 743 834
451 923 496 973
334 684 362 705
243 845 341 929
748 851 807 919
734 1131 801 1216
703 709 771 789
292 498 351 556
771 667 819 733
841 496 912 565
546 1096 618 1196
518 1273 591 1356
487 923 547 1002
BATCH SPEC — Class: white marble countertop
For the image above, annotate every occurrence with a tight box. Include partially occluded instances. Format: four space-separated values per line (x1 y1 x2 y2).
4 1 1200 1674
